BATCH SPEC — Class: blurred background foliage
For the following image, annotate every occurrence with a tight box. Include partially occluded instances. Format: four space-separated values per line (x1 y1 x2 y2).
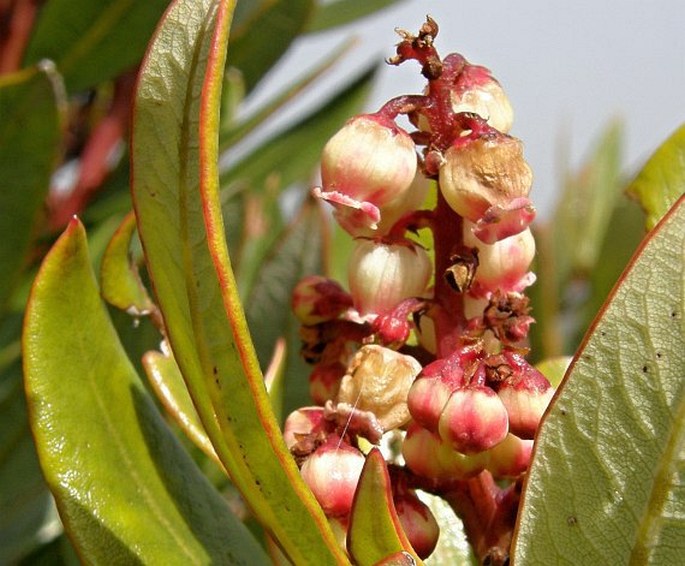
0 0 661 563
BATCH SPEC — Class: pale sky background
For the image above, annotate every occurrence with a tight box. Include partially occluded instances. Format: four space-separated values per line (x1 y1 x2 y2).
246 0 685 218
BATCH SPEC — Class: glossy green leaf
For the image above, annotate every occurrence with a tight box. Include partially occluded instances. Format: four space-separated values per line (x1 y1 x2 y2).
0 63 63 314
221 64 377 198
142 348 222 469
23 0 169 92
627 123 685 229
227 0 314 92
100 210 154 315
348 449 422 565
513 195 685 564
306 0 405 33
131 0 347 562
23 219 269 564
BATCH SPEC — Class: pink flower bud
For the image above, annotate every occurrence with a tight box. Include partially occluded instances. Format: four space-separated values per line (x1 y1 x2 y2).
438 385 509 454
438 126 533 227
300 436 365 517
283 406 325 450
486 433 533 479
496 352 554 439
402 422 488 482
407 376 454 433
309 362 346 405
315 114 417 236
449 63 514 133
348 239 431 317
464 223 536 296
394 490 440 559
292 275 352 325
336 345 422 431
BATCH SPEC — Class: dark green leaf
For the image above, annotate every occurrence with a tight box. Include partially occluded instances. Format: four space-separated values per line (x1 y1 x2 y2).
227 0 315 92
627 123 685 229
24 0 169 92
24 219 269 564
513 196 685 564
0 63 63 314
306 0 406 33
131 0 348 562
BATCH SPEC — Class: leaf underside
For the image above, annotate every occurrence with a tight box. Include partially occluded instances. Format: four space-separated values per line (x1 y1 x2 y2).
513 196 685 565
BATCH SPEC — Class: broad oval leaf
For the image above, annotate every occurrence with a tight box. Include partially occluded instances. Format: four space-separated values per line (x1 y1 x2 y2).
627 123 685 229
0 62 63 313
348 449 423 565
131 0 347 562
23 0 169 92
23 219 269 565
513 195 685 564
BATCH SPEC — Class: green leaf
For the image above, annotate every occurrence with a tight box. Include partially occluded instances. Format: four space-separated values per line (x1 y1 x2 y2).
348 449 423 565
0 63 63 314
227 0 314 92
627 123 685 229
142 348 222 469
221 64 378 198
0 370 61 564
513 195 685 564
23 0 169 92
244 198 325 418
306 0 406 33
219 38 356 150
131 0 348 562
100 211 154 315
23 219 269 565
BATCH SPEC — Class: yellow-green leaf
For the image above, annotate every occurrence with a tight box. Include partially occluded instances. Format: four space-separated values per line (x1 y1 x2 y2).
23 219 269 564
130 0 347 562
627 123 685 229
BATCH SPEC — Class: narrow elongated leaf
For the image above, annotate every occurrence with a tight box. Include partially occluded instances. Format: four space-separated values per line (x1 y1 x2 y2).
306 0 405 34
348 449 423 565
221 65 378 197
23 0 169 92
131 0 347 562
627 123 685 229
513 195 685 564
227 0 314 92
0 63 63 313
100 211 154 315
23 219 269 565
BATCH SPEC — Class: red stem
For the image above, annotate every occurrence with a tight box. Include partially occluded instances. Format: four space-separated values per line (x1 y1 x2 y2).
0 0 40 74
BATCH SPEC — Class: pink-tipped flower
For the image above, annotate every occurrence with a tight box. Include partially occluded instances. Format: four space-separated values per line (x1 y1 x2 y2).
486 433 533 479
292 275 353 325
438 385 509 454
348 239 431 317
464 222 536 296
336 345 422 432
407 347 479 431
402 422 488 482
394 490 440 559
449 61 514 134
283 406 325 450
438 118 533 236
314 113 417 236
300 435 365 518
496 351 554 439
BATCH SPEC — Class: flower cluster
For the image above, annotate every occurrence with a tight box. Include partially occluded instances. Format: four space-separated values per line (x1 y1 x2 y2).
286 18 553 563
